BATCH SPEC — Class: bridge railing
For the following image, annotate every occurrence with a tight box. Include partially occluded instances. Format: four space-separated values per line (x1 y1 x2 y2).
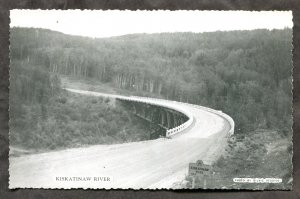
165 116 194 137
116 95 195 138
127 96 234 138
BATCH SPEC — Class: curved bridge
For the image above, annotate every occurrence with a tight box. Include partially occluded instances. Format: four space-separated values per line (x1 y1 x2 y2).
66 88 234 139
9 88 234 189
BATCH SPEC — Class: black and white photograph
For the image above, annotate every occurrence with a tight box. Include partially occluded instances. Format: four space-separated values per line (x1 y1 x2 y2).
8 10 293 190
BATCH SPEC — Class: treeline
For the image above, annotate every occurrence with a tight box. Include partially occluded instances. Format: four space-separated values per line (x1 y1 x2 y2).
10 27 293 136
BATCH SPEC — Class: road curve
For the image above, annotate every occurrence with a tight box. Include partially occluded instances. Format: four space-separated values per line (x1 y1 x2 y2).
9 89 233 189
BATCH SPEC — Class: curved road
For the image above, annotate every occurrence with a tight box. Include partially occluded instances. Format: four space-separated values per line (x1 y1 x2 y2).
9 89 232 189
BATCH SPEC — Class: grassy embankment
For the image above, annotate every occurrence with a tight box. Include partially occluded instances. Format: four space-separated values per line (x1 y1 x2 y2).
182 130 292 190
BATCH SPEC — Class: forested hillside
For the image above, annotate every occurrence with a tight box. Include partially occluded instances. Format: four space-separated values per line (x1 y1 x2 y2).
10 27 293 137
9 30 156 151
10 59 152 151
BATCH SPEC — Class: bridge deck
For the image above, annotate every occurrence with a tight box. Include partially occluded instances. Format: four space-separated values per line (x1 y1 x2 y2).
9 88 233 189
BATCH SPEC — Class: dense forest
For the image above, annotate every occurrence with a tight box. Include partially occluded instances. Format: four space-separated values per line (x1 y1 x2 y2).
9 59 152 151
10 27 292 152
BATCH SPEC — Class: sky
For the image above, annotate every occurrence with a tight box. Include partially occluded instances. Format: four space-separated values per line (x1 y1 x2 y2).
10 10 293 38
